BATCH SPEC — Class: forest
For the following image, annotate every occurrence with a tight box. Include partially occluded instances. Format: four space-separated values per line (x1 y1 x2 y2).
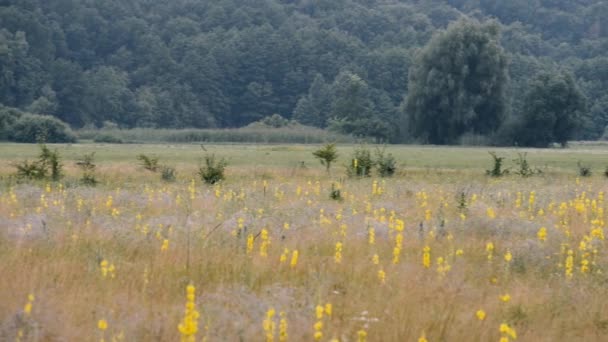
1 0 607 145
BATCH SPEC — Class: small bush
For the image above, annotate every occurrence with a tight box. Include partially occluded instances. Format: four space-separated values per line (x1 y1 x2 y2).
94 133 124 144
39 145 63 181
14 160 47 180
375 147 397 177
161 165 177 182
577 162 592 177
76 152 98 186
347 146 374 177
260 114 292 128
9 114 76 143
313 143 339 174
14 144 63 181
513 152 541 177
137 154 159 172
199 154 228 184
0 105 22 140
330 183 343 201
486 152 508 177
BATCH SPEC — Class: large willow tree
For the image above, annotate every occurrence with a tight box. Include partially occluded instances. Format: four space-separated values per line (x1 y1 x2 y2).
406 19 509 144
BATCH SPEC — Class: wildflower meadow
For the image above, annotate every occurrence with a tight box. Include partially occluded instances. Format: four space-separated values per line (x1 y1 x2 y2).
1 143 607 341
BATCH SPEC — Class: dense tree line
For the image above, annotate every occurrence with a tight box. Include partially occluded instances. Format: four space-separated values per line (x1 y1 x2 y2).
0 0 606 145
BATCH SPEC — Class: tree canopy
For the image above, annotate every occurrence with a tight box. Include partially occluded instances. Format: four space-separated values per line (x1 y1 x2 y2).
0 0 606 144
406 19 509 145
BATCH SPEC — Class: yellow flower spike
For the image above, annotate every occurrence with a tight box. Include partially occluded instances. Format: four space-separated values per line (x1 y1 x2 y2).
504 250 513 262
324 303 332 317
455 249 464 256
98 319 108 331
476 309 486 321
278 312 288 342
422 246 431 268
161 239 169 252
290 250 299 268
315 305 324 320
418 332 428 342
378 269 386 284
23 293 34 316
499 294 511 303
486 207 496 219
372 254 380 265
357 329 367 342
537 227 547 242
334 242 343 264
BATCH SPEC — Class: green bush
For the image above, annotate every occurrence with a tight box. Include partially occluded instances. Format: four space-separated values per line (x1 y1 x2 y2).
161 165 177 182
198 154 228 185
0 105 23 140
313 143 339 174
14 144 63 181
347 146 374 177
94 133 124 144
9 114 76 143
76 152 98 186
375 147 397 177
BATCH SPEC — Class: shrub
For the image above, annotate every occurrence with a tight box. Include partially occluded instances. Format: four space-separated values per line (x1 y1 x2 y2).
199 154 228 184
161 165 177 182
486 152 508 177
312 143 339 174
76 152 98 186
0 105 23 140
577 162 592 177
9 114 76 143
347 146 374 177
14 159 47 180
14 144 63 181
375 147 397 177
39 144 63 181
94 133 124 144
137 154 160 172
330 183 343 201
513 152 542 177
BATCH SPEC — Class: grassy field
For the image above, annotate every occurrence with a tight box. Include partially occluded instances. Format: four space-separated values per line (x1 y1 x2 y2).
1 143 608 341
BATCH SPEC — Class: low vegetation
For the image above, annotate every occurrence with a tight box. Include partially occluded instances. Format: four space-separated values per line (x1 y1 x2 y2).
1 144 608 341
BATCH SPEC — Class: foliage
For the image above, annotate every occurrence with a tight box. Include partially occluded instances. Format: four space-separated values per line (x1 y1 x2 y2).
137 154 160 172
199 154 228 185
14 144 63 181
406 19 509 145
513 153 542 177
160 165 177 182
347 146 374 178
330 183 343 202
312 144 339 174
93 134 124 144
76 152 98 186
577 162 592 177
517 71 586 147
1 0 607 142
8 114 76 143
486 152 508 177
375 147 397 177
0 105 23 140
258 114 292 128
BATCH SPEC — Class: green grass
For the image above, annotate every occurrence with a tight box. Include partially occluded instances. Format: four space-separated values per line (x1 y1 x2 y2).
1 143 608 174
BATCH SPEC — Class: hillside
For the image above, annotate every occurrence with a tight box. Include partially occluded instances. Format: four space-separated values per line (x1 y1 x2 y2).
1 0 607 143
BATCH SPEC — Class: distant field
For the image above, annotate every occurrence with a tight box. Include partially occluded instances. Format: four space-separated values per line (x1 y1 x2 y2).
1 143 608 341
2 142 608 174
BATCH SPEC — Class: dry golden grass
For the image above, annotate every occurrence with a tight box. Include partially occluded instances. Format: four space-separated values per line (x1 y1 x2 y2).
1 146 608 341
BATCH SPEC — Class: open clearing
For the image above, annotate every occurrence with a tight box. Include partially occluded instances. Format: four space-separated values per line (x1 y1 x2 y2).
1 143 608 341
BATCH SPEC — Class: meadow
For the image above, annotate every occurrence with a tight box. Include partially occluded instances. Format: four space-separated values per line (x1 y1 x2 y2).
1 143 608 341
